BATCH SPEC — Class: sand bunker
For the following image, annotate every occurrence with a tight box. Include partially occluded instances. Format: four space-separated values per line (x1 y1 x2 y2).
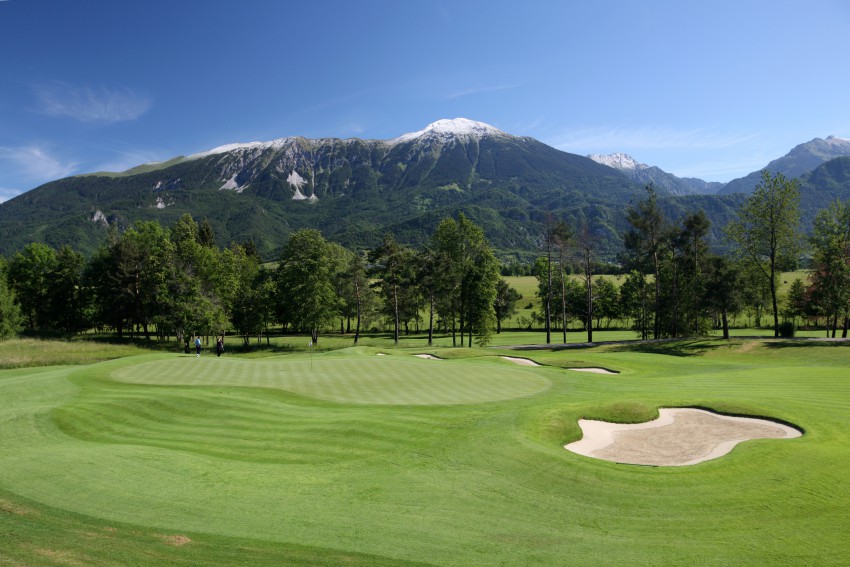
568 367 618 374
501 356 540 367
565 408 801 466
414 354 441 360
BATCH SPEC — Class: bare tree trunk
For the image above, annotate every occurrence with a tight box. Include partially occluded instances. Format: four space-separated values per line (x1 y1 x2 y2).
393 285 399 345
428 292 434 347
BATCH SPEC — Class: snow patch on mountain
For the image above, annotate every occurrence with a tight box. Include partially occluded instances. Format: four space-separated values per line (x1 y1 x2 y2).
188 138 297 160
825 135 850 145
287 170 311 200
220 174 246 193
587 152 648 171
390 118 507 145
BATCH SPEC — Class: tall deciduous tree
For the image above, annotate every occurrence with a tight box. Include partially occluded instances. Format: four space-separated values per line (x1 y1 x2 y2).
276 229 342 343
432 215 500 347
161 214 229 348
8 243 57 331
726 171 801 337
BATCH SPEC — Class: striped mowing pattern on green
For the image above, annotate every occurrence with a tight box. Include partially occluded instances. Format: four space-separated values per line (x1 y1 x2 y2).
109 353 551 405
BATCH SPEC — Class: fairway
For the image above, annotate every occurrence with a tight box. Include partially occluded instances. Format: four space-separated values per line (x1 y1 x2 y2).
1 339 848 566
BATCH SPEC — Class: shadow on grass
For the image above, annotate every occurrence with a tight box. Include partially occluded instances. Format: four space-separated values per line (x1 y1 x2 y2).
762 338 850 349
603 338 733 357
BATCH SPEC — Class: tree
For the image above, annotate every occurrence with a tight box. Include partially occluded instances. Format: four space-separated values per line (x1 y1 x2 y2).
539 219 558 344
368 235 414 345
416 248 439 346
593 277 620 330
8 243 57 330
227 244 273 347
431 215 500 346
552 221 574 343
198 218 216 248
809 200 850 337
493 278 522 334
574 222 597 343
0 259 23 339
726 170 801 337
783 277 808 328
432 220 463 346
276 229 342 343
93 222 171 340
619 270 652 339
677 210 711 336
625 185 665 339
48 245 87 333
339 253 373 345
703 255 742 339
159 214 229 348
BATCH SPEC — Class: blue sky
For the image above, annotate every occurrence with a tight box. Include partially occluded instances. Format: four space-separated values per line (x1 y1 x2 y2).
1 0 849 202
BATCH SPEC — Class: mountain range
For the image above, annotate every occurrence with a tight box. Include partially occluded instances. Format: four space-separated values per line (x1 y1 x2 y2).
0 119 848 261
587 153 726 196
588 135 850 197
718 135 850 195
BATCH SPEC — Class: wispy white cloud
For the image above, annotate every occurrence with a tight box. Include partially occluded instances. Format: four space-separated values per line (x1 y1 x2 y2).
0 145 78 183
668 154 774 182
33 82 152 123
545 124 760 154
93 148 166 174
444 83 522 101
0 187 20 204
513 117 544 134
538 123 769 181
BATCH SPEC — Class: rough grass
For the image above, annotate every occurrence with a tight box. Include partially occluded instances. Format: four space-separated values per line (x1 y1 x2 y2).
0 338 146 369
1 338 848 565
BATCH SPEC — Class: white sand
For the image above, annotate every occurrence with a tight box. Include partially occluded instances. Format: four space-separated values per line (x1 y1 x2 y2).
565 408 801 466
501 356 540 366
568 367 618 374
414 354 441 360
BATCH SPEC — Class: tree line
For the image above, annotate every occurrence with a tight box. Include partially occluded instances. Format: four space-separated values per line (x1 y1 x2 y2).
1 170 849 345
0 213 507 348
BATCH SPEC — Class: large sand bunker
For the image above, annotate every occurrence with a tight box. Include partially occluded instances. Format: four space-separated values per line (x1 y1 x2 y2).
565 408 801 466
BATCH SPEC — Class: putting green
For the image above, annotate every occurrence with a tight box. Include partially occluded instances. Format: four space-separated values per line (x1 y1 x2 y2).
109 350 551 405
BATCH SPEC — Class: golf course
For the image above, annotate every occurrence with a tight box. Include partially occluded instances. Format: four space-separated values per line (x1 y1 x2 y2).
1 337 848 565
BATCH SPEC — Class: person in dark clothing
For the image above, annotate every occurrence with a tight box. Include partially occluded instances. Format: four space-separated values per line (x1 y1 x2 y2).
216 336 224 357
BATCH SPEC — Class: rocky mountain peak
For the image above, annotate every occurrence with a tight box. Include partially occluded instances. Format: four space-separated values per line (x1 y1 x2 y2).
587 152 647 171
389 118 508 145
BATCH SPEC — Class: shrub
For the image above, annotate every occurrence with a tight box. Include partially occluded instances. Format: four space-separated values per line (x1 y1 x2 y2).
778 321 796 338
